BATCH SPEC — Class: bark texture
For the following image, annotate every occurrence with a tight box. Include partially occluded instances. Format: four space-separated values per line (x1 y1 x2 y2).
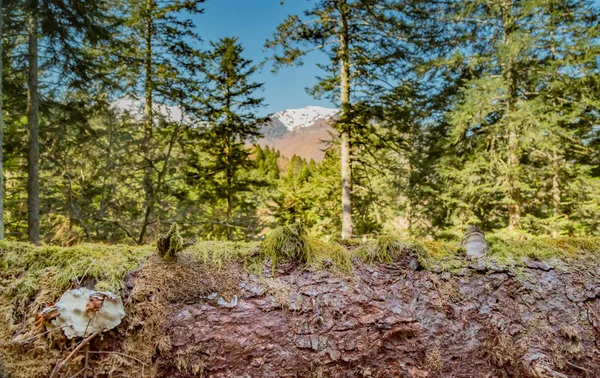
339 0 352 240
0 0 4 239
27 3 40 245
126 254 600 378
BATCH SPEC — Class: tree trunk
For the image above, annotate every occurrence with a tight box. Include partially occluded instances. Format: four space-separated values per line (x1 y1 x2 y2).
339 0 352 240
502 0 520 231
549 5 559 238
125 250 600 377
507 126 520 230
137 123 181 245
225 137 233 241
139 0 154 244
552 149 560 237
27 2 40 245
0 0 4 240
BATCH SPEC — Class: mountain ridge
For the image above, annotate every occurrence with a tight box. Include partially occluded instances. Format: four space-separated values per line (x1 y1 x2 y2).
260 106 338 161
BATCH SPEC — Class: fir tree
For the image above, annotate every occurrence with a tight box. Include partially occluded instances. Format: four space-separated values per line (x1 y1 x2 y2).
439 0 600 234
116 0 205 243
191 37 266 241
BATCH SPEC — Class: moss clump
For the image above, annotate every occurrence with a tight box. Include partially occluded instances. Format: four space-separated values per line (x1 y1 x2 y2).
262 223 313 266
0 241 154 378
189 240 261 272
486 236 600 266
309 239 352 272
354 235 466 271
157 223 184 261
260 224 353 272
354 235 409 264
418 240 466 271
0 241 153 311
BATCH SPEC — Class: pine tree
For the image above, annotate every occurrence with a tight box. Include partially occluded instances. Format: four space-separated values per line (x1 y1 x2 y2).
19 0 114 244
438 0 600 234
267 0 438 239
116 0 205 243
521 0 600 235
266 0 356 239
191 37 266 241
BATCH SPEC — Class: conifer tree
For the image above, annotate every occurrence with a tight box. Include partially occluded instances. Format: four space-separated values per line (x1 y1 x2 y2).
267 0 436 239
439 0 600 234
20 0 114 244
117 0 205 243
192 37 266 241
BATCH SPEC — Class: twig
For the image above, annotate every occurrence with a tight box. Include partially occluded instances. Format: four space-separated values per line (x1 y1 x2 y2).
88 351 148 366
567 361 590 373
67 367 86 378
18 326 66 344
77 260 96 286
49 329 102 378
83 345 89 378
183 238 197 249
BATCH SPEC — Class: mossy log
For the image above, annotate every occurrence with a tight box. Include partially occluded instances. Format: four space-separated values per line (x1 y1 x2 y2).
150 255 600 377
1 238 600 377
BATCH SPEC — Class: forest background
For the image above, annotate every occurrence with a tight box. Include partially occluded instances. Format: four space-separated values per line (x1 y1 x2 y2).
0 0 599 246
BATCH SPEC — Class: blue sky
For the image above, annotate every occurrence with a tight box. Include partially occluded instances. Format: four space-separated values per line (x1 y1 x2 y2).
192 0 335 116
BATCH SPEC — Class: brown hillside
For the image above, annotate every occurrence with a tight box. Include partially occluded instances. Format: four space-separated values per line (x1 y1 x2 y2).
258 119 335 161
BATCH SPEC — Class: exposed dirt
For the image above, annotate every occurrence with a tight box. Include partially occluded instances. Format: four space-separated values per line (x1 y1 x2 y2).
120 252 600 377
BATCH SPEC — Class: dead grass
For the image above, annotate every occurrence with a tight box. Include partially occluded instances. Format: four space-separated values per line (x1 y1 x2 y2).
117 252 241 376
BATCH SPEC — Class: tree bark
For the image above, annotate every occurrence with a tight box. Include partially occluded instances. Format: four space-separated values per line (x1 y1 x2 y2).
507 124 520 230
0 0 4 240
225 139 233 241
339 0 352 240
552 149 560 237
502 0 520 231
139 0 154 244
27 1 40 245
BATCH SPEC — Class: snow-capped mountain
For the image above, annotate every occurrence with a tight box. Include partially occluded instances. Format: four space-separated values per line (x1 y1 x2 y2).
259 106 339 161
271 106 338 130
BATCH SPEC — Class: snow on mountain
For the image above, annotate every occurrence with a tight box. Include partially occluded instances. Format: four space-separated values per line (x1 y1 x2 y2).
272 106 338 130
112 96 186 123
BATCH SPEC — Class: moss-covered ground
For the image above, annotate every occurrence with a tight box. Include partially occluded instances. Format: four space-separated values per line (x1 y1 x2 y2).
1 228 600 377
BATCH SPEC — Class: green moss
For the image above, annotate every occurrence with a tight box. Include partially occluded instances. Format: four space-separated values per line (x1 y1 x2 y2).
417 240 466 271
188 240 261 272
260 224 353 272
309 239 352 272
0 241 153 308
486 235 600 266
353 235 466 271
262 223 313 266
354 235 407 263
158 223 184 260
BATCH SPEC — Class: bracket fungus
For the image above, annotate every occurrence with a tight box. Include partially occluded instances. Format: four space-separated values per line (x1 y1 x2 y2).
40 288 125 339
459 225 488 259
